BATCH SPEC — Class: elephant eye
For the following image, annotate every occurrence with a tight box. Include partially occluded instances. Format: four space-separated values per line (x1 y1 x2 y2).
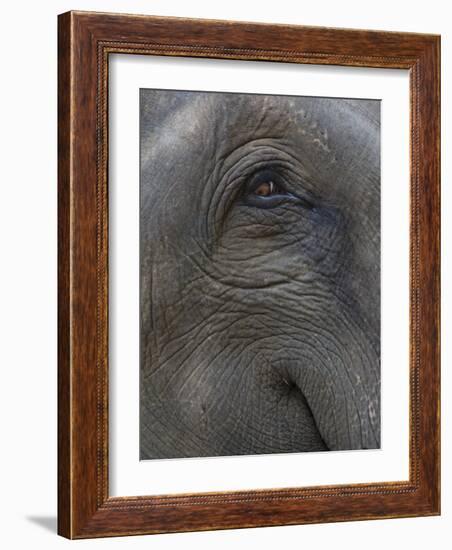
242 170 293 209
253 180 280 197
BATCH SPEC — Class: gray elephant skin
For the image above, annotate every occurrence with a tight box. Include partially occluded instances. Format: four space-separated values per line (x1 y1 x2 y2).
140 89 380 459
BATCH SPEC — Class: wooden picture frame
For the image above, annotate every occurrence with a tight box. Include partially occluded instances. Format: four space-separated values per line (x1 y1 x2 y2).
58 10 440 539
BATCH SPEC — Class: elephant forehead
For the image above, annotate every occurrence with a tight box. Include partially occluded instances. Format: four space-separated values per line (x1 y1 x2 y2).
141 91 378 188
140 90 379 240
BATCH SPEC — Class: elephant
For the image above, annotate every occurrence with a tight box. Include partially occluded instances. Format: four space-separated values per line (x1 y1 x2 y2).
139 88 380 459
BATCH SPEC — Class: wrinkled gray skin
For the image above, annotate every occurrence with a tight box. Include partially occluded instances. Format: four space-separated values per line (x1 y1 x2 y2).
140 90 380 459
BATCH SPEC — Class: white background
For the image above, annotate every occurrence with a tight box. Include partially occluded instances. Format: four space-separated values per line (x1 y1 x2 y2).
110 56 409 496
0 0 449 548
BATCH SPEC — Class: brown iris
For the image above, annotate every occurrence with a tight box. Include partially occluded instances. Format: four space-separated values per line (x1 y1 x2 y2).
254 181 275 196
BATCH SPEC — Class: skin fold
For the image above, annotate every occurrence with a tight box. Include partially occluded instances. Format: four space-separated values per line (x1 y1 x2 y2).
140 90 381 459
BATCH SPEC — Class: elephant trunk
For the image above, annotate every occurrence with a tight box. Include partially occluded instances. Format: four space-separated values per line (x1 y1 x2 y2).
286 338 380 451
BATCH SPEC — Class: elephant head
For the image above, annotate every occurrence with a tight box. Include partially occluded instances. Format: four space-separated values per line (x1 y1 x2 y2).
140 89 380 458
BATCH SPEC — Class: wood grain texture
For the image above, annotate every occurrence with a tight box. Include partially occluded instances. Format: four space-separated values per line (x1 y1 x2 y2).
57 11 72 539
57 10 440 539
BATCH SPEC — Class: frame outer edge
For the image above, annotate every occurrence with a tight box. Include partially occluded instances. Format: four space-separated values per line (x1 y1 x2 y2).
437 36 441 516
57 11 73 539
57 10 441 538
409 37 441 516
425 35 441 515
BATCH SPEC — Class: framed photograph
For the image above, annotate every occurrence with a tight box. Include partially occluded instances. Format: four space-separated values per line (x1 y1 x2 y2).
58 11 440 538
